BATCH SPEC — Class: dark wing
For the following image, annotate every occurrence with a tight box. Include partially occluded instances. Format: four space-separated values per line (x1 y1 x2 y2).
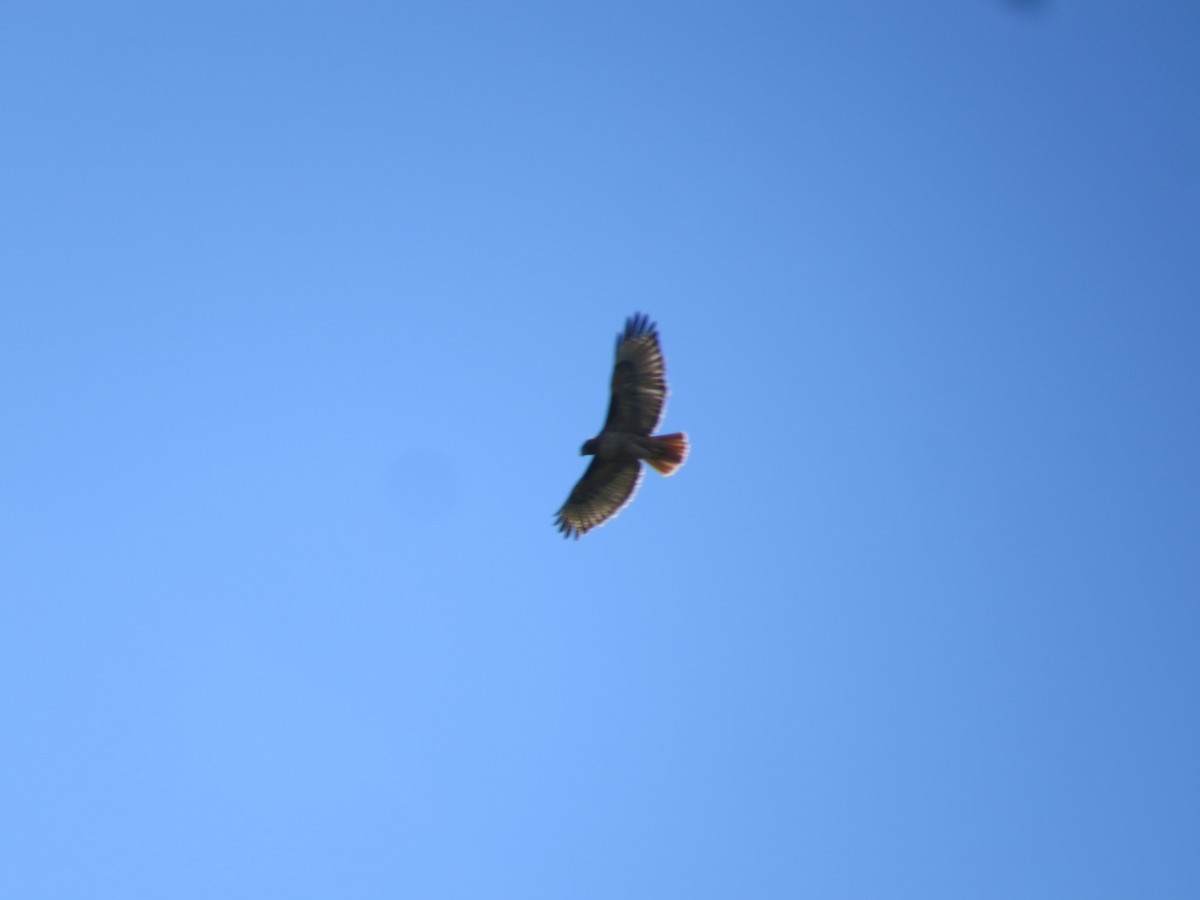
601 313 668 436
554 458 643 539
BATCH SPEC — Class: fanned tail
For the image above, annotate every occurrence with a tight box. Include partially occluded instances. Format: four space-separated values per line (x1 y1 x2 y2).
646 432 688 475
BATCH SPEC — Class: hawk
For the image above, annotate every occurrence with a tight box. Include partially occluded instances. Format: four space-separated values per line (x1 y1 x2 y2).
555 313 688 539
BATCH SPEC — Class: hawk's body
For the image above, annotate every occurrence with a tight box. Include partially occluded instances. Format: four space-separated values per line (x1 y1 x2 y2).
555 314 688 539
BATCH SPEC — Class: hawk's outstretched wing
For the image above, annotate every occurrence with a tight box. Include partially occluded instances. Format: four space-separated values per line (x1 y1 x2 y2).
554 458 643 540
601 313 668 436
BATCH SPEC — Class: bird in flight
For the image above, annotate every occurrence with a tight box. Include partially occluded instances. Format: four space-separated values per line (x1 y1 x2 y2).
555 313 688 539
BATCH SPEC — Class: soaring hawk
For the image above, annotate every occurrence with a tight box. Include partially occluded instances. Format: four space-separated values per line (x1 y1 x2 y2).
554 314 688 539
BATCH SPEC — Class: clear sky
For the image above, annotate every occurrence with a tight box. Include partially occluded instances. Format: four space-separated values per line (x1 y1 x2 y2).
2 2 1198 898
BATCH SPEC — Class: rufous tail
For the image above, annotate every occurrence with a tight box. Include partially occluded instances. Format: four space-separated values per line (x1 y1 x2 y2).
646 432 688 475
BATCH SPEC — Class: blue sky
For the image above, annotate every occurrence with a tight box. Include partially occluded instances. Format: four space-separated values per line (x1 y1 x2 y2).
2 2 1198 897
